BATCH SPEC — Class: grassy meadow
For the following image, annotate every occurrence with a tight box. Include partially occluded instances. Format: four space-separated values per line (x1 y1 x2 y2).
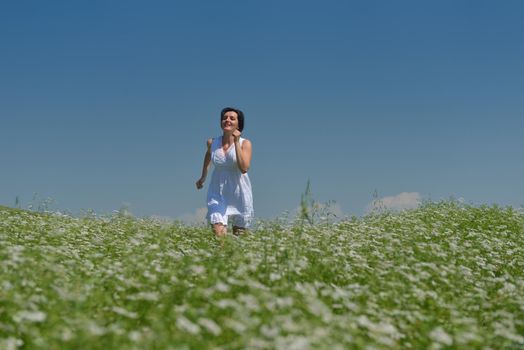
0 201 523 349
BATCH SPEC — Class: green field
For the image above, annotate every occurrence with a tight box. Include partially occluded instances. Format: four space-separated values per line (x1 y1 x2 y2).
1 202 523 349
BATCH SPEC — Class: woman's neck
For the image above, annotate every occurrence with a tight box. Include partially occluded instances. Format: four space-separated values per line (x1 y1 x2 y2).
222 132 234 145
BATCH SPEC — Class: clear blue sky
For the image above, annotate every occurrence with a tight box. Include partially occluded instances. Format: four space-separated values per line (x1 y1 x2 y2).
1 0 523 220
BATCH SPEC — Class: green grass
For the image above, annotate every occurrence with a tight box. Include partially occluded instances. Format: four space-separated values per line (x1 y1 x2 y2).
0 202 523 349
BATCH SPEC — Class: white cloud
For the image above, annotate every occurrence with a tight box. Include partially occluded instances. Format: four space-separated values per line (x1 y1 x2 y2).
366 192 421 213
178 207 207 225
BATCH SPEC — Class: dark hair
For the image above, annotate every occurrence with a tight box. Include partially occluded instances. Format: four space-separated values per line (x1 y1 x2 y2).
220 107 244 132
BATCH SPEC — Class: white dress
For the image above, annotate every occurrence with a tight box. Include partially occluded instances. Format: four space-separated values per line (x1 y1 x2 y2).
206 136 254 227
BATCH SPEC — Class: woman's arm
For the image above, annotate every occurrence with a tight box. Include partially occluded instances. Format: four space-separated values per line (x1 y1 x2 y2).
196 138 213 189
233 131 252 174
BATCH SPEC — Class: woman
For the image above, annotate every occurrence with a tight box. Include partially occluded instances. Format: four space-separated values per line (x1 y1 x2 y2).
195 107 254 237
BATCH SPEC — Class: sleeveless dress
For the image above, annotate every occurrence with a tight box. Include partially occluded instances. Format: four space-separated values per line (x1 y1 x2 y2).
206 136 254 227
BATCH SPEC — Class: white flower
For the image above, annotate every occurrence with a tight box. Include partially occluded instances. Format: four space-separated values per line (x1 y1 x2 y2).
269 272 281 281
127 292 159 301
191 265 206 275
128 330 142 342
13 310 46 323
198 318 222 336
112 306 138 319
176 316 200 335
215 281 230 293
275 335 310 350
2 281 13 291
225 319 247 333
0 337 24 350
86 321 107 336
429 327 453 346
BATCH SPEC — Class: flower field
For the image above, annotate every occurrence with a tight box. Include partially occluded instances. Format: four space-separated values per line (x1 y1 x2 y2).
1 202 523 349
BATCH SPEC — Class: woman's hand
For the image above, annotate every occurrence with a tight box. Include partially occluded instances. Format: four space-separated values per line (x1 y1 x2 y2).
196 177 205 189
232 130 242 143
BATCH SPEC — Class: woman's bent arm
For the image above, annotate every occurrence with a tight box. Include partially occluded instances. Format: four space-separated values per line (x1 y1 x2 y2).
196 138 213 189
234 138 252 174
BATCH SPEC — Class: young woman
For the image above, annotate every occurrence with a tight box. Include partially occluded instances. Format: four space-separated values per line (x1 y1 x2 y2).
195 107 253 236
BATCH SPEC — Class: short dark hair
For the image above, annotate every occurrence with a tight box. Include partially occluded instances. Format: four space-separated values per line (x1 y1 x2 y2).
220 107 244 132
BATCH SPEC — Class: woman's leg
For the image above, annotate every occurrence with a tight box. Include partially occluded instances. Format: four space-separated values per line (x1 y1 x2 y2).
231 215 248 236
232 226 246 236
212 223 227 237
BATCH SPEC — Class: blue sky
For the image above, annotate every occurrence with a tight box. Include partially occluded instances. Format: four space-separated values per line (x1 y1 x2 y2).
1 1 523 221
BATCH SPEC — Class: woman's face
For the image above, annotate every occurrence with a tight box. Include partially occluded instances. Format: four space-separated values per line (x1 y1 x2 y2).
221 111 239 132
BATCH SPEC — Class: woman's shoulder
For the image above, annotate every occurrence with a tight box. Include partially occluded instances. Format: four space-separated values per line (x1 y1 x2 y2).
207 136 221 143
207 136 223 148
206 137 218 150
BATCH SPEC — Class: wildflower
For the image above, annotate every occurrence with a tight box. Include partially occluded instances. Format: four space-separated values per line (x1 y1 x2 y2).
12 310 46 323
176 316 200 335
112 306 138 319
198 318 222 336
429 327 453 346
